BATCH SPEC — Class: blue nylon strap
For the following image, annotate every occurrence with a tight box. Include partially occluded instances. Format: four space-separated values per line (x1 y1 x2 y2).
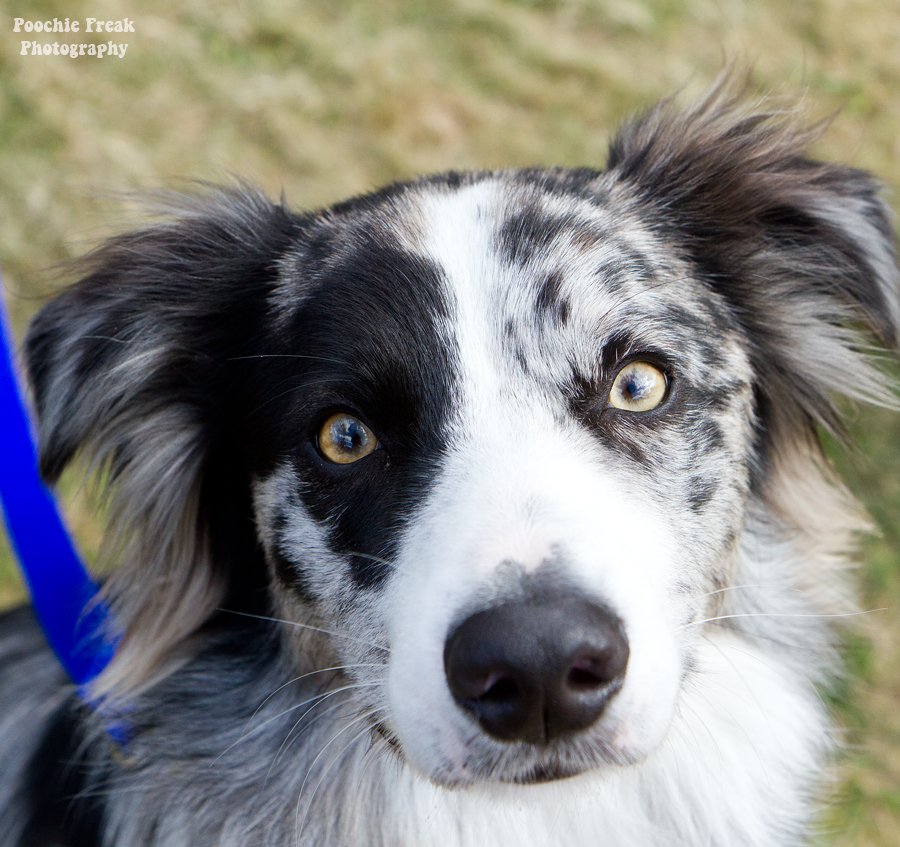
0 269 122 710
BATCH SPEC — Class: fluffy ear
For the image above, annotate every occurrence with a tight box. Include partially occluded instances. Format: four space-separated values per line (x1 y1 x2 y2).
25 185 299 695
605 78 900 460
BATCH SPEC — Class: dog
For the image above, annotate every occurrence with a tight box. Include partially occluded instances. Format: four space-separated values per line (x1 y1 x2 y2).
1 81 898 847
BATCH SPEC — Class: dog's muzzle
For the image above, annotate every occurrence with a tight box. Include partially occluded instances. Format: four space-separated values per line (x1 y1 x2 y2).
443 593 629 744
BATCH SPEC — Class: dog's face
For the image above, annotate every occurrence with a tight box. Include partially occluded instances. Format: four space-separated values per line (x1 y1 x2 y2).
250 176 756 785
25 88 899 793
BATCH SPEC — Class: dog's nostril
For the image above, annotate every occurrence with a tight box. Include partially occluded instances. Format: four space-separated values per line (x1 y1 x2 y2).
479 674 519 703
444 594 629 745
566 657 607 690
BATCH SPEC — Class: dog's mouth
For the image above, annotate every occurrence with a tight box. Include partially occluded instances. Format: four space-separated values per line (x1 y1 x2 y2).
372 719 402 753
373 709 625 788
507 759 584 784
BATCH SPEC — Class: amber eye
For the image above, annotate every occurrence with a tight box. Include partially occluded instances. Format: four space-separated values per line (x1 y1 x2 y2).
316 413 379 464
608 361 668 412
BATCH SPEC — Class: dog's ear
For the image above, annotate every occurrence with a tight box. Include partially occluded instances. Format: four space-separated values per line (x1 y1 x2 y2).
605 78 900 456
26 185 299 695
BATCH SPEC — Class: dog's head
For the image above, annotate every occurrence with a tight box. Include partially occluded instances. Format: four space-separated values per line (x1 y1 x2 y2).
26 85 899 786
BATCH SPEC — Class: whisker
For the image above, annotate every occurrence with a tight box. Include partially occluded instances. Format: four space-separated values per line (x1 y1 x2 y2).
241 376 354 423
344 550 413 578
690 584 780 602
82 334 127 344
682 608 886 629
297 717 382 842
419 773 451 840
267 685 381 780
212 680 382 766
218 609 390 652
241 662 385 738
345 551 393 568
290 688 384 741
214 690 338 768
698 630 829 713
294 708 383 845
597 275 695 324
228 353 350 365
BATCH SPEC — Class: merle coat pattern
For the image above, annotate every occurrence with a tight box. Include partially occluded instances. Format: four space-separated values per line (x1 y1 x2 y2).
1 83 898 846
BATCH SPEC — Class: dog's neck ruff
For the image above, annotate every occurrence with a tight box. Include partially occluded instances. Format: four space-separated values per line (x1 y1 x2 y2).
0 270 123 736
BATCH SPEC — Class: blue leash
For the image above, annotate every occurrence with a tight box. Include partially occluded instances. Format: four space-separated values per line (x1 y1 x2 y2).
0 268 124 738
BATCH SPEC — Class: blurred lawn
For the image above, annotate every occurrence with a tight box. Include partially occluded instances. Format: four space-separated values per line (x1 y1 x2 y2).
1 0 898 843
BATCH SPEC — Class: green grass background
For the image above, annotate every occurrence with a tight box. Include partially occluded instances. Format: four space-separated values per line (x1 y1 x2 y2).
1 1 898 842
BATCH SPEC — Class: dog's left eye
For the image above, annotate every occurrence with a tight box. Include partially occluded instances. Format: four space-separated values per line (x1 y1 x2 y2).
316 413 380 464
608 362 668 412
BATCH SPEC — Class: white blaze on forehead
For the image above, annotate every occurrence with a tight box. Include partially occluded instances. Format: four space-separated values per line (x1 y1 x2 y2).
418 181 509 412
415 181 574 433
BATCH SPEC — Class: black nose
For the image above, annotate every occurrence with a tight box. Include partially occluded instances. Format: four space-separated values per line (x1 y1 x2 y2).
443 594 629 744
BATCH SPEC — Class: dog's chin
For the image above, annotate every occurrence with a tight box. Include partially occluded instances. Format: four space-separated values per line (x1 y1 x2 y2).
506 762 585 785
438 762 590 788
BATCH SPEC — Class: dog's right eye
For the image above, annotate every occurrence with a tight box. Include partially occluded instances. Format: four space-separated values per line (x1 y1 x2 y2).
608 361 668 412
316 413 380 464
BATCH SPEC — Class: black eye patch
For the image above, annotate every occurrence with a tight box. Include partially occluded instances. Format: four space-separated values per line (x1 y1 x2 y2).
253 236 458 590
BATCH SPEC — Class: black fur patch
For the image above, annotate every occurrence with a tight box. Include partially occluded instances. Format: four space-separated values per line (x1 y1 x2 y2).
595 243 657 294
498 205 577 268
270 544 316 604
694 418 726 452
687 477 718 511
255 228 458 591
19 699 108 847
535 270 570 325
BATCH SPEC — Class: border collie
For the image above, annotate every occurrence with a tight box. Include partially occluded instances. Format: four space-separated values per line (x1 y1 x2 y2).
1 80 898 846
